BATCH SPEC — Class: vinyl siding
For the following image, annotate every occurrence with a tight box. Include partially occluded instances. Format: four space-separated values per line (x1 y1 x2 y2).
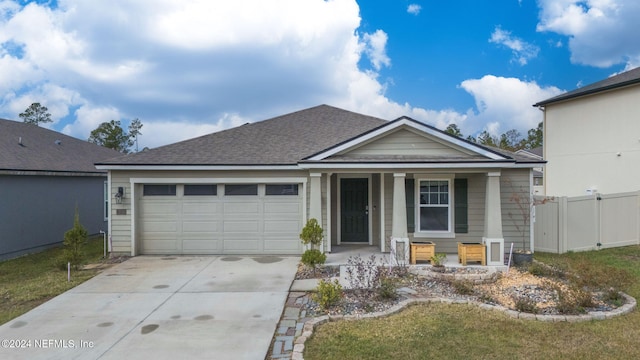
545 84 640 196
500 168 532 251
343 128 475 157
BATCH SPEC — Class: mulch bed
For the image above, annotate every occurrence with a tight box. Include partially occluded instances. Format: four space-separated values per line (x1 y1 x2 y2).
297 264 624 317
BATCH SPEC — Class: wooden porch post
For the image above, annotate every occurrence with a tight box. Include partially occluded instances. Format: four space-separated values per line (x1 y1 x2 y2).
483 171 505 265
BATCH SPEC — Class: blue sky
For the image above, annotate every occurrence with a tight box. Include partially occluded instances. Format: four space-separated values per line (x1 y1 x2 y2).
1 0 638 149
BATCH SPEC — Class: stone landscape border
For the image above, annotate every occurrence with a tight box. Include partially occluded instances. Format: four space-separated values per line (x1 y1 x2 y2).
289 292 637 360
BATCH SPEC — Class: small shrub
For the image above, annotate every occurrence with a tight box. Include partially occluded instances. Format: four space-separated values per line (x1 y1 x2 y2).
301 249 327 274
430 253 447 267
451 279 474 295
604 288 624 307
528 262 555 277
314 279 343 310
478 293 496 304
300 218 324 247
550 282 592 315
62 208 88 270
512 295 539 314
377 273 398 300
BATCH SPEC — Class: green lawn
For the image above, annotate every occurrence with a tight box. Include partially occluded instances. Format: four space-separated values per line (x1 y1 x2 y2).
0 236 110 325
304 246 640 360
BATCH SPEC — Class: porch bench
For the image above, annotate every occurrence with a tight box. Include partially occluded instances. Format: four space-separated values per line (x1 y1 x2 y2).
458 242 486 266
410 242 435 264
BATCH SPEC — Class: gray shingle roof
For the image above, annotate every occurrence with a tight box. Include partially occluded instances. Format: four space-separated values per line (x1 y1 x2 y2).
97 104 543 167
0 119 122 173
98 105 388 166
534 66 640 106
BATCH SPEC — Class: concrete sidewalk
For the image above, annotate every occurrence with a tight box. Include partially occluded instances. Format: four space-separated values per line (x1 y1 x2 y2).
0 255 299 360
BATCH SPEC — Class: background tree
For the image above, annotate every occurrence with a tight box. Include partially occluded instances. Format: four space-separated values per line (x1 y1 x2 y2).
89 120 133 153
19 102 52 126
476 130 498 147
129 118 143 152
498 129 524 152
456 123 542 152
522 122 543 149
444 123 462 137
88 119 144 153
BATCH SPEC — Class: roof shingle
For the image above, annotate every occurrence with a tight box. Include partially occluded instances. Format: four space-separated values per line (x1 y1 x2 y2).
98 105 388 166
0 119 122 173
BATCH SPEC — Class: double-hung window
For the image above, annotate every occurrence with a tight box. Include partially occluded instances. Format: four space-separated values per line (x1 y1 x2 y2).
418 179 452 234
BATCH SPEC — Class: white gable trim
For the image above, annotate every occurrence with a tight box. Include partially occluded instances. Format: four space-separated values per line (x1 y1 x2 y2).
306 117 508 161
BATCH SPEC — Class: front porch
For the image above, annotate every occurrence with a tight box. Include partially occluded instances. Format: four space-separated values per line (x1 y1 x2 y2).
308 170 520 267
324 244 508 271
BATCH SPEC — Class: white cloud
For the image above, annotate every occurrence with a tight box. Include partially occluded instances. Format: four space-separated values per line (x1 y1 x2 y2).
62 105 121 140
537 0 640 68
362 30 391 70
489 26 540 65
407 4 422 15
0 0 560 151
459 75 563 136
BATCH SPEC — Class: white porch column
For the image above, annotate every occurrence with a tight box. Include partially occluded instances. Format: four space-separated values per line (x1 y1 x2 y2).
391 173 409 263
309 173 323 252
483 171 505 265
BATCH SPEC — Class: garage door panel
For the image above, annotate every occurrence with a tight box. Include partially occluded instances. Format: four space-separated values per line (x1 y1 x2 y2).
224 202 259 213
141 221 178 233
223 237 261 251
264 202 300 214
182 202 219 215
264 239 301 252
141 239 181 253
264 220 300 233
182 221 219 232
182 239 221 252
224 221 259 233
140 202 179 214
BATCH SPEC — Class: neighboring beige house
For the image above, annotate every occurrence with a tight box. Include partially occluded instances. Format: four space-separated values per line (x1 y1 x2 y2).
534 67 640 197
96 105 543 264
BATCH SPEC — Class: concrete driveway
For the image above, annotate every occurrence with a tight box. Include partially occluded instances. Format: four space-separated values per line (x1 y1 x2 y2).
0 255 299 360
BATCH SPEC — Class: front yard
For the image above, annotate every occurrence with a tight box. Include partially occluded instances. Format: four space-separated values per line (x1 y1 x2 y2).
303 246 640 360
0 236 114 325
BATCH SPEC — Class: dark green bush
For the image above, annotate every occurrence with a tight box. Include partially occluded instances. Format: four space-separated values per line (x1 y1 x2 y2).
301 249 327 274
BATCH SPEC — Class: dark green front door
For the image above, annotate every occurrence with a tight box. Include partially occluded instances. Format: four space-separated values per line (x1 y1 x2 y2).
340 178 368 242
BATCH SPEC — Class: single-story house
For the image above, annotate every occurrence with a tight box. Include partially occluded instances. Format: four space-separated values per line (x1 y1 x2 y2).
534 66 640 197
96 105 543 265
0 119 122 260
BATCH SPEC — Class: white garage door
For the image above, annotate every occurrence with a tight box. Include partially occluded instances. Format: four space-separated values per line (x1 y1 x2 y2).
138 183 303 255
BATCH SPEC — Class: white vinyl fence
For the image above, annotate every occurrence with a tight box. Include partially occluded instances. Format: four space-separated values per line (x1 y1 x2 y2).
534 192 640 253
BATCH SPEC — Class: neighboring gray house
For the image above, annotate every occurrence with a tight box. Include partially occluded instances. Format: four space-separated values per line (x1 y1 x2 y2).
97 105 543 265
0 119 121 260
